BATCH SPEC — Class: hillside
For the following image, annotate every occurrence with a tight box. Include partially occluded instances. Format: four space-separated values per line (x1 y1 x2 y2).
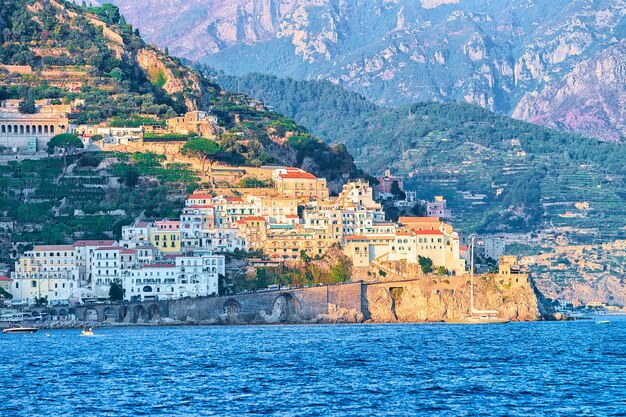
97 0 626 142
212 71 626 241
0 0 359 183
0 0 360 258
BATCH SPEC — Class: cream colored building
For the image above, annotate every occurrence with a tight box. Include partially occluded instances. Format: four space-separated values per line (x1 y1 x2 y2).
0 99 71 151
273 168 329 200
10 244 78 305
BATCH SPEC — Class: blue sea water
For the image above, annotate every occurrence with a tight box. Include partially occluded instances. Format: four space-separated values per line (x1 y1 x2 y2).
1 320 625 416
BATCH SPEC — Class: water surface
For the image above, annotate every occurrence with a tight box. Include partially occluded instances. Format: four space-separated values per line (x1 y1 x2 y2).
1 320 625 416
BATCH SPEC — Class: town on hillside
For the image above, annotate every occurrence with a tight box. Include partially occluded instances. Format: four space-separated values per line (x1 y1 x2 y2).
0 94 613 319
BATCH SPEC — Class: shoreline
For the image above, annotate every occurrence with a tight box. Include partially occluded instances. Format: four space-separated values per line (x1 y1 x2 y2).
4 315 579 331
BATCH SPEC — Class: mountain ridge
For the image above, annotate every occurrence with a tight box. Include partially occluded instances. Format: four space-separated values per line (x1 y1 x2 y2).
99 0 626 142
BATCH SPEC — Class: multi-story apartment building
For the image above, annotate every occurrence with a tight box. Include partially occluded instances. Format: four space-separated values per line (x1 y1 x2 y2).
150 221 181 253
10 244 79 305
122 252 224 301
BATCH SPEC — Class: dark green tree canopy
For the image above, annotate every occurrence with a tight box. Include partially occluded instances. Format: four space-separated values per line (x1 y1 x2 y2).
47 133 84 154
182 137 222 159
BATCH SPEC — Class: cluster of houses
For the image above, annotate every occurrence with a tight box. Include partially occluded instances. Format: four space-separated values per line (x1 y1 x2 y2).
0 97 219 152
5 166 470 306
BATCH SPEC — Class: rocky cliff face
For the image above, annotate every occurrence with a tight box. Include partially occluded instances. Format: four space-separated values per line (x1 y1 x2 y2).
363 275 549 323
102 0 626 142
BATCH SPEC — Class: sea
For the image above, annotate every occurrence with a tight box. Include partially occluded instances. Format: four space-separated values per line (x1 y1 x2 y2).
1 319 625 416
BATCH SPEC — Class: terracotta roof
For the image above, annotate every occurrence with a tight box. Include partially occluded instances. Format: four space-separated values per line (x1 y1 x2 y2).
134 222 150 227
0 276 12 281
226 197 243 202
460 245 469 250
74 240 115 247
345 235 367 241
286 214 299 218
398 216 440 223
33 245 75 251
95 246 123 251
278 171 317 179
189 194 213 199
120 249 137 254
243 216 266 221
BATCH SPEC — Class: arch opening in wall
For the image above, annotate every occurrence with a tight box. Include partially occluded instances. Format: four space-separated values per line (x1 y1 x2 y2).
271 293 300 323
148 304 160 321
84 308 98 321
133 305 146 323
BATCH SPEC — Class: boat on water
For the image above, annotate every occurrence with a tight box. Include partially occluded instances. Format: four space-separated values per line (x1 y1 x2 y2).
2 325 39 334
444 235 509 325
596 320 610 325
81 327 94 336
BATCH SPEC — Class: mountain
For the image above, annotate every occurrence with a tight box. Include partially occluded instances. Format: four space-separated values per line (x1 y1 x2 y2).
98 0 626 143
210 71 626 240
0 0 359 187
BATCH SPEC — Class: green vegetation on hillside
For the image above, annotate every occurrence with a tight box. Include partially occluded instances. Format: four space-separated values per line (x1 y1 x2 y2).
213 72 626 240
0 153 195 262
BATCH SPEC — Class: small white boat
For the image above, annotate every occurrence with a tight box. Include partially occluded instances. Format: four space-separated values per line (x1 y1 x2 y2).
81 327 94 336
2 325 38 334
595 320 610 325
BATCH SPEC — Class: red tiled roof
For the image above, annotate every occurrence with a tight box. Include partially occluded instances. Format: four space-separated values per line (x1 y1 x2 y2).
226 197 243 202
95 246 123 251
189 194 213 199
286 214 299 218
120 249 137 254
74 240 115 247
0 276 12 281
34 245 75 251
278 171 317 179
460 245 469 250
243 216 266 221
345 235 367 241
398 216 440 223
135 222 150 227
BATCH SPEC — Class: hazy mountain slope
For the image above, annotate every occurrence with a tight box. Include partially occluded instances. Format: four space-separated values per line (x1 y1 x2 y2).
100 0 626 142
212 71 626 240
0 0 359 186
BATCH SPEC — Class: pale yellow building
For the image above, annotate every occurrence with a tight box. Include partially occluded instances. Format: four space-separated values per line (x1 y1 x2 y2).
273 168 329 200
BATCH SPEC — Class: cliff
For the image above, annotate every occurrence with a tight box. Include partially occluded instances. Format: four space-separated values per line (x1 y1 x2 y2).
362 275 550 323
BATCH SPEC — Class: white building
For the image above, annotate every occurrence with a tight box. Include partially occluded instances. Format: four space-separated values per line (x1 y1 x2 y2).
122 253 224 301
483 236 506 261
423 196 452 221
92 246 123 297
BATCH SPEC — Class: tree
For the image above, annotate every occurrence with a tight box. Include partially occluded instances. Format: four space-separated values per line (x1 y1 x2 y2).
182 137 222 177
0 287 13 300
47 133 84 174
19 94 36 114
329 258 352 284
34 296 48 306
418 256 434 274
109 281 125 301
124 167 140 187
391 180 406 200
